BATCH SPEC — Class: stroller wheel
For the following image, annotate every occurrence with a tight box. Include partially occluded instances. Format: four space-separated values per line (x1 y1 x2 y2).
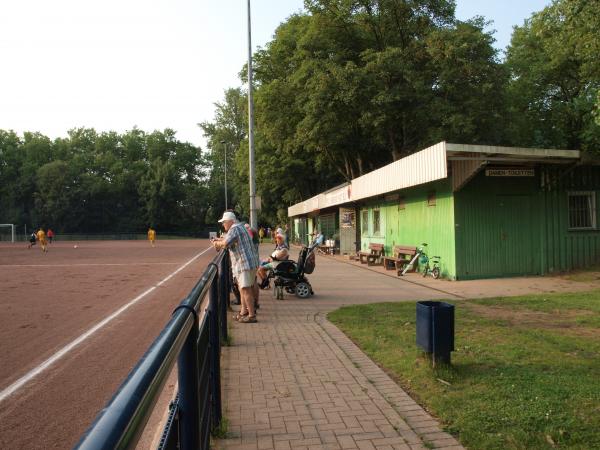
295 282 311 298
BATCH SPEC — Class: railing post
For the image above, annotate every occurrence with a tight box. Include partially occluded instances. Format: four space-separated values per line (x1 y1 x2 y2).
219 253 229 342
208 274 223 432
176 309 200 450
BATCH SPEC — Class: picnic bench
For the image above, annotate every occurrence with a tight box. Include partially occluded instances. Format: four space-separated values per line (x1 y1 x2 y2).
358 243 384 266
382 245 418 274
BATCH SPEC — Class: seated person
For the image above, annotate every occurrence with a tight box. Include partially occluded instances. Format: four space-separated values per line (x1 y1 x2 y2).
257 233 289 288
312 230 324 246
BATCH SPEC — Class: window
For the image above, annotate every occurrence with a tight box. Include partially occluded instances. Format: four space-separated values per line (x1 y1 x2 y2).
319 213 336 240
361 210 369 235
427 191 436 206
568 191 597 229
373 209 381 235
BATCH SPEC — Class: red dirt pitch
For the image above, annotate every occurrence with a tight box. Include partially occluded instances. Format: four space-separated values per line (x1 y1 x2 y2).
0 239 216 449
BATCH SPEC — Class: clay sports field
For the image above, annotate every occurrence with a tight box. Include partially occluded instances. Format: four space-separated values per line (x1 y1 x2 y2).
0 239 215 449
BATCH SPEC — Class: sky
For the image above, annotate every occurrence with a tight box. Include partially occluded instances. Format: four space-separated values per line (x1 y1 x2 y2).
0 0 552 150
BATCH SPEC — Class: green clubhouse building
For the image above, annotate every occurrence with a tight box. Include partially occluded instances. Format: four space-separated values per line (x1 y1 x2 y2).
288 142 600 280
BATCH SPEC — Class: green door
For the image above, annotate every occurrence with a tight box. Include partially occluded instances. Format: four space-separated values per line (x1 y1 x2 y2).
458 193 538 278
386 203 403 256
497 195 535 275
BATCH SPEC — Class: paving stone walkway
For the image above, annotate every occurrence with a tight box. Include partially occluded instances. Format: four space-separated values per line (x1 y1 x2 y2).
214 251 463 450
214 247 597 450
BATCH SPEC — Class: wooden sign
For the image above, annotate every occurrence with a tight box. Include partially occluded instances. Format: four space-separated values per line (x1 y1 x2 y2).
486 168 534 177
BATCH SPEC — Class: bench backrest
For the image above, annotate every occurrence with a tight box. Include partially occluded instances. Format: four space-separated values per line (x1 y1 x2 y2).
368 243 384 253
393 245 417 257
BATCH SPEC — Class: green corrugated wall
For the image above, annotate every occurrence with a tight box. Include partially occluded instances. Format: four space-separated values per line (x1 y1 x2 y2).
541 166 600 273
454 165 600 279
360 179 457 279
298 165 599 280
454 170 541 279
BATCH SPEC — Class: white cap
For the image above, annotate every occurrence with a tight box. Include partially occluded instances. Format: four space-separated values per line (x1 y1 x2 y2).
218 211 237 223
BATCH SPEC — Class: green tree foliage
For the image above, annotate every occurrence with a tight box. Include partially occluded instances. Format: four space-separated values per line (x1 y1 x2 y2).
506 0 600 152
198 88 248 222
254 0 506 177
0 128 210 233
199 0 508 225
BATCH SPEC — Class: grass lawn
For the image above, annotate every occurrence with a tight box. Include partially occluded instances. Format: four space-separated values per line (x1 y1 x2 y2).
328 290 600 450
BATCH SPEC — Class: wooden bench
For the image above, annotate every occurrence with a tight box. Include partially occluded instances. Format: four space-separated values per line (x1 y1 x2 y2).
358 243 385 266
382 245 418 274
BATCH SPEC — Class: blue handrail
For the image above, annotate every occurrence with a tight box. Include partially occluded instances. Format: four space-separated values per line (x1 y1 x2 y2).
74 249 229 450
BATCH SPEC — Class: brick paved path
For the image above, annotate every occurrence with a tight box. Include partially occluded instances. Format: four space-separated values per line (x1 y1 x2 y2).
214 253 464 450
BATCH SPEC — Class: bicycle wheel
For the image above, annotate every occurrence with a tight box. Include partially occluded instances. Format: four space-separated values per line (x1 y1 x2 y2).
432 267 440 279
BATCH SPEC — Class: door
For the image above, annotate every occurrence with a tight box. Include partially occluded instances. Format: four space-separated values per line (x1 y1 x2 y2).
339 207 357 255
497 195 535 275
458 194 537 278
386 204 400 250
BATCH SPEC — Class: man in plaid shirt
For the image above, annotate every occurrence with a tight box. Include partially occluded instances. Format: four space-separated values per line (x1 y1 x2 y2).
212 211 260 323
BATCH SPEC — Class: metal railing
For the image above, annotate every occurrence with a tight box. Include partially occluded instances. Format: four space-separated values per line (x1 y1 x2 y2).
74 249 230 450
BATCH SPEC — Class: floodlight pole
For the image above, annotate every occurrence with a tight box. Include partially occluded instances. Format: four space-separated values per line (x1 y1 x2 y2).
247 0 257 229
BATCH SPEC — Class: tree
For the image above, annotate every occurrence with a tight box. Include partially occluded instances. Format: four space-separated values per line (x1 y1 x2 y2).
199 88 248 222
506 0 600 152
425 18 509 145
252 0 505 179
198 0 511 224
34 160 77 228
0 128 210 234
0 130 25 224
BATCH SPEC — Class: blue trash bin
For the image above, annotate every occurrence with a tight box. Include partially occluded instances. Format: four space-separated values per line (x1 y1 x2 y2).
416 301 454 365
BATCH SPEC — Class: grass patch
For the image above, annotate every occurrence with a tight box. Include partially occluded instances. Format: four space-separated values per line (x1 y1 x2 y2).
211 416 229 439
328 290 600 450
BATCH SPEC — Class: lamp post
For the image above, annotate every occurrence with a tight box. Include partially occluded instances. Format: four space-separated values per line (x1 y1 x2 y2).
219 140 228 210
246 0 257 229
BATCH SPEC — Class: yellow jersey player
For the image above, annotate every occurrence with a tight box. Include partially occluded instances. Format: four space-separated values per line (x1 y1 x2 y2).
36 228 48 253
147 227 156 247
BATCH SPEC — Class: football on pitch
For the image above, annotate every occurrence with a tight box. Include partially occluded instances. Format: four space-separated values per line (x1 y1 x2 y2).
74 245 78 249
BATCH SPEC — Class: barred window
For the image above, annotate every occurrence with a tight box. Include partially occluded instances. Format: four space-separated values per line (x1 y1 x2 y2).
568 191 596 229
373 209 381 235
361 210 369 235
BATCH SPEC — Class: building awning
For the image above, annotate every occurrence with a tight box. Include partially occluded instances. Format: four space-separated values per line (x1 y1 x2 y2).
288 142 580 217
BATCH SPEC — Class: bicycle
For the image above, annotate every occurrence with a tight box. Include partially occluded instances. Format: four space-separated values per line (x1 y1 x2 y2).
399 243 441 279
420 252 441 279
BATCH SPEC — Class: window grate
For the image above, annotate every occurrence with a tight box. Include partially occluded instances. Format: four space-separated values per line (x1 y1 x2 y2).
568 191 597 230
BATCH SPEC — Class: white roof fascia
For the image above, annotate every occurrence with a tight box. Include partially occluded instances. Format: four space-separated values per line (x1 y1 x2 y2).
288 142 448 217
350 142 447 202
288 142 581 218
445 143 580 159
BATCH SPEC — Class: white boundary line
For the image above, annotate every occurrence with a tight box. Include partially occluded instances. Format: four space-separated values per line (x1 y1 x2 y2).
0 246 213 404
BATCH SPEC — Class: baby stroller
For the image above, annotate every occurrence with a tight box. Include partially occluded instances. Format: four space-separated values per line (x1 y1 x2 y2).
267 242 317 299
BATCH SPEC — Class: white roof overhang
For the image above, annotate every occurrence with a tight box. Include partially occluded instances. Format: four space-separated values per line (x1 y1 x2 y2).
288 142 581 217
